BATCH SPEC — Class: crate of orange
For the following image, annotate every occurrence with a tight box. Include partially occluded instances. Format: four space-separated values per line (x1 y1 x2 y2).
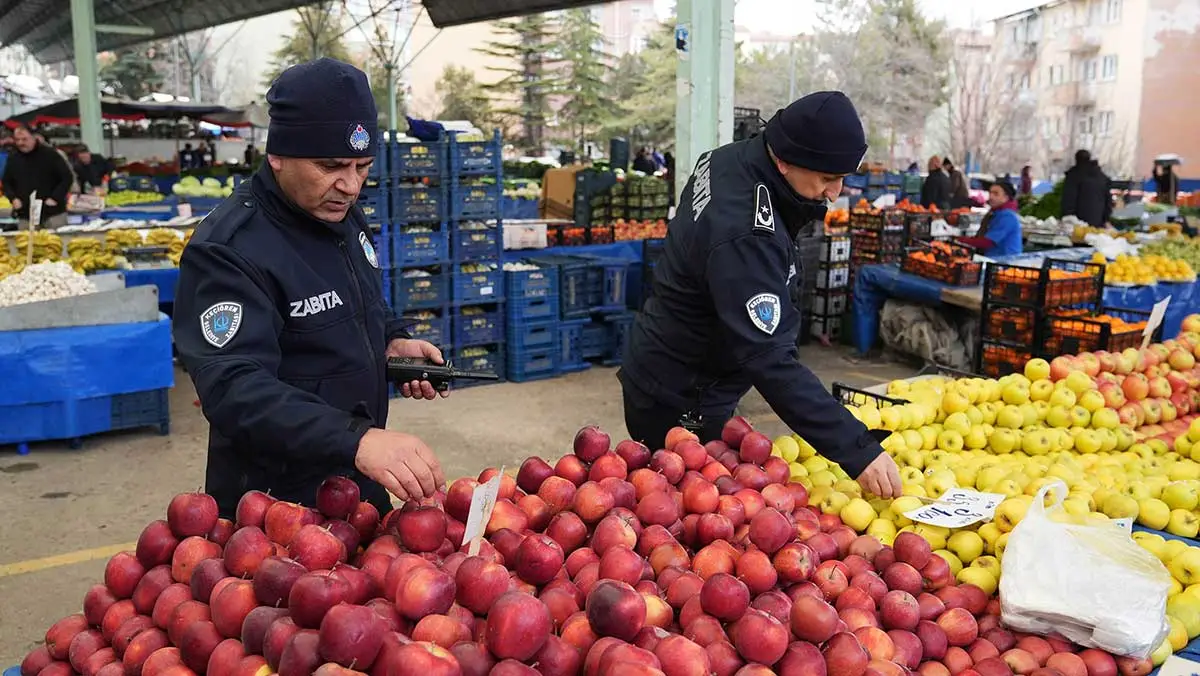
983 258 1105 309
900 240 982 286
980 342 1035 378
981 305 1039 344
1044 306 1159 354
850 200 885 230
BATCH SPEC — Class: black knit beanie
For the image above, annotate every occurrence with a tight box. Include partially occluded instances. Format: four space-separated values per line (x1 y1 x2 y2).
266 58 378 158
764 91 868 175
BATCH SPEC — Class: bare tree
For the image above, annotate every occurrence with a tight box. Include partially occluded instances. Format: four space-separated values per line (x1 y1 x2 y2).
946 30 1037 172
342 0 444 130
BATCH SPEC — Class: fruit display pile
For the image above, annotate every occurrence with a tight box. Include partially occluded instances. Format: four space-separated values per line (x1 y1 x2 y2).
106 191 167 208
1093 253 1197 286
172 177 236 199
1141 239 1200 272
19 408 1189 676
613 220 667 242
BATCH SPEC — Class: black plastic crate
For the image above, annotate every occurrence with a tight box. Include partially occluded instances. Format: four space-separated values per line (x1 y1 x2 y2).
984 258 1105 309
978 340 1035 378
900 241 982 286
1043 306 1158 355
111 389 171 435
819 234 852 263
831 383 906 408
809 312 843 341
981 305 1040 345
906 213 933 242
810 289 849 316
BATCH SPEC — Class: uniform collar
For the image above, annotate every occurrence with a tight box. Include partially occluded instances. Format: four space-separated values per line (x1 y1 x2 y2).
742 135 828 238
251 163 349 237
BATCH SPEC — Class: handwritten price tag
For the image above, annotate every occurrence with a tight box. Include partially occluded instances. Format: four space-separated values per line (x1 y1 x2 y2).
903 489 1005 529
462 466 505 556
1143 296 1171 348
1111 517 1134 535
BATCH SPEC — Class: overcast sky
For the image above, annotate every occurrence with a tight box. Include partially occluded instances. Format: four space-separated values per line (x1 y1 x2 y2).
652 0 1038 31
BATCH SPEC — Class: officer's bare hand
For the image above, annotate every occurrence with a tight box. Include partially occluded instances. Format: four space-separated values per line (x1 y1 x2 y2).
857 452 902 498
44 198 57 207
355 428 446 500
386 338 449 400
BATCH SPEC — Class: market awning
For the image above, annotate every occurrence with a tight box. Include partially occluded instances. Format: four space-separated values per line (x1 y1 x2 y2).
0 0 330 64
422 0 621 27
2 97 259 127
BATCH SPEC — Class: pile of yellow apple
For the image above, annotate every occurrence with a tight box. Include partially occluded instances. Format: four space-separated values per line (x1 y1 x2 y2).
1095 251 1197 285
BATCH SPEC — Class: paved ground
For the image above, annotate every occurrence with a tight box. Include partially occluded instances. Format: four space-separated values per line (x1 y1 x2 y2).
0 344 914 667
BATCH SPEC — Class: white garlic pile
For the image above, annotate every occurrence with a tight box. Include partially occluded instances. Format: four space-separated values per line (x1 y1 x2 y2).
0 261 98 308
503 262 542 271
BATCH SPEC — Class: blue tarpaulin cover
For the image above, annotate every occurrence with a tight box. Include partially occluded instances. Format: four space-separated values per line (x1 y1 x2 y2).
0 315 174 406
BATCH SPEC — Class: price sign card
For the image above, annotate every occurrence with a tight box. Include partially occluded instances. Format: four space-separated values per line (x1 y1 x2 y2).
1111 517 1134 535
462 466 505 556
904 488 1005 529
1143 296 1171 348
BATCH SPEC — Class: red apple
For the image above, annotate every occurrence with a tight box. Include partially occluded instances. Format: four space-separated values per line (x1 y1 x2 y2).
137 520 181 569
167 492 220 539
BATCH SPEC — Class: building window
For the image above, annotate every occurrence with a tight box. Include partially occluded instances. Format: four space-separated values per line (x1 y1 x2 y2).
1007 73 1015 90
1105 0 1121 22
1089 0 1103 24
1079 58 1098 82
1020 73 1031 89
1050 65 1065 85
1097 111 1114 135
1102 55 1118 79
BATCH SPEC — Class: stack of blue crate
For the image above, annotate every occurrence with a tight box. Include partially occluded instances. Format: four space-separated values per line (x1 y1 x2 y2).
448 130 507 384
524 253 636 370
504 263 562 381
383 132 452 364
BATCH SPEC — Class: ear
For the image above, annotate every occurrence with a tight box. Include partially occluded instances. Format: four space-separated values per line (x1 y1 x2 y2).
267 154 284 172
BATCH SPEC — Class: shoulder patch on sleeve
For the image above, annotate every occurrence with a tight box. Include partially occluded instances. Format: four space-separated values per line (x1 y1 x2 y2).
200 301 244 348
746 292 781 335
753 183 775 235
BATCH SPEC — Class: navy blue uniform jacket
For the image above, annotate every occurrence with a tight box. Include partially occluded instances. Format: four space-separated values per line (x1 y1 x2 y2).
619 135 882 478
174 166 408 517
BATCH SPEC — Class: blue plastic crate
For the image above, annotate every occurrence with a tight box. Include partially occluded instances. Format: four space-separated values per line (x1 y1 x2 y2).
580 321 607 359
884 172 904 186
506 344 559 382
450 181 501 220
393 182 445 222
527 255 592 319
455 305 504 346
357 187 390 228
368 134 389 178
453 267 504 304
557 320 591 373
578 255 628 312
390 227 448 267
401 309 450 348
454 344 505 385
506 266 557 300
452 223 501 261
844 174 868 190
391 270 448 309
448 130 501 176
507 319 558 351
1 387 170 450
867 172 886 187
506 295 559 323
602 313 635 366
502 196 540 220
391 139 447 178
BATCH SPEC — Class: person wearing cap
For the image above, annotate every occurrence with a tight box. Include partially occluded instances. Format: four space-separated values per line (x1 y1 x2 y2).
619 91 902 499
174 58 446 519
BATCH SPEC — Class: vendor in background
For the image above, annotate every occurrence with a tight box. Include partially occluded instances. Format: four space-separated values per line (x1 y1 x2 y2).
620 91 902 499
1062 149 1112 227
632 147 657 174
72 145 114 194
174 58 446 518
1019 165 1033 196
1154 163 1179 206
919 155 950 210
944 157 972 209
1 124 74 230
957 181 1023 257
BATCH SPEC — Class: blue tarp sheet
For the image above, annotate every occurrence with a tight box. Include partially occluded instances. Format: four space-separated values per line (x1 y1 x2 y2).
118 267 181 304
0 315 174 406
503 241 644 263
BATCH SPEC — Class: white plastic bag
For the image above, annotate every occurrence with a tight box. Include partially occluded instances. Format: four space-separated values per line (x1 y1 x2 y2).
999 481 1171 658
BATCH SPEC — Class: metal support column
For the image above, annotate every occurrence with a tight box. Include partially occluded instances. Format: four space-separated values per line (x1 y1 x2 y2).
70 0 104 151
672 0 736 205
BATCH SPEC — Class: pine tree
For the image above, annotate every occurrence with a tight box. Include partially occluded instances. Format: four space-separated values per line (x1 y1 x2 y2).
476 14 557 153
435 65 493 126
552 8 616 153
609 20 677 150
100 45 166 99
263 4 352 89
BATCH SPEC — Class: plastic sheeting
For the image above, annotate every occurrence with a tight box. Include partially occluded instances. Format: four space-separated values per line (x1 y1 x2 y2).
1105 282 1198 338
0 315 174 406
852 264 947 354
503 241 645 263
121 267 181 304
879 300 976 369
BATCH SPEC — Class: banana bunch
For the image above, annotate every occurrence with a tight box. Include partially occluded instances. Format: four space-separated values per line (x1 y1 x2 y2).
105 229 143 253
66 238 118 274
166 230 193 266
145 228 183 247
0 248 25 280
12 232 64 262
459 262 497 274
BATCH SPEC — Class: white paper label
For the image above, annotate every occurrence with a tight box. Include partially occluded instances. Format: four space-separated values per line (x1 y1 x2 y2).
904 488 1006 528
480 286 494 296
29 190 42 227
1156 655 1200 676
462 467 505 556
1143 296 1171 348
177 202 192 219
1111 517 1134 535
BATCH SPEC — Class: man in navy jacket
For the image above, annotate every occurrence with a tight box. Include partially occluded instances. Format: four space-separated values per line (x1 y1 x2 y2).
174 59 445 518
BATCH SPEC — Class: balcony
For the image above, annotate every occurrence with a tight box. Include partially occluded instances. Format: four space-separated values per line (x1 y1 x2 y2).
1051 82 1098 107
1007 41 1040 64
1065 27 1102 52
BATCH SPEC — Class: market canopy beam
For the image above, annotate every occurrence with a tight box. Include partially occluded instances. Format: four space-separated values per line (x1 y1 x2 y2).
421 0 621 27
0 0 334 64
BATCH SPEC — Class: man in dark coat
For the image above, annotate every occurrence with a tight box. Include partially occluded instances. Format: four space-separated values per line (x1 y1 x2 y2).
173 58 446 518
1 124 74 229
920 155 950 210
619 91 902 499
1062 150 1112 227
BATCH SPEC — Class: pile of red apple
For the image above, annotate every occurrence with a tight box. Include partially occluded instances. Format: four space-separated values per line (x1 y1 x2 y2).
1047 334 1200 445
20 420 1153 676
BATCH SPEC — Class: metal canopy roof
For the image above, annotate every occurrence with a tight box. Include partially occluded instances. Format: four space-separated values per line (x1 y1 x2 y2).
423 0 620 27
0 0 327 64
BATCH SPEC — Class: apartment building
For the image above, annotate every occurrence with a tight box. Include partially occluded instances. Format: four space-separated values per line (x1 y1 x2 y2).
990 0 1200 178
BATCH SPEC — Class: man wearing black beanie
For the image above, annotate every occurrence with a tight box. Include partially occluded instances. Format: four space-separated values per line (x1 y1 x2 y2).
173 58 446 518
619 91 901 499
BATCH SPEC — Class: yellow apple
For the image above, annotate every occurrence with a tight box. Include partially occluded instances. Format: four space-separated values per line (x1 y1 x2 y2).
1189 417 1200 443
925 470 958 497
946 531 984 563
964 426 989 450
1150 637 1173 667
1163 540 1191 564
1078 390 1106 413
942 389 970 414
834 479 862 498
1024 357 1051 382
773 435 801 462
810 470 837 488
1069 406 1092 428
1167 593 1200 639
934 549 963 576
995 496 1033 532
1065 370 1095 394
1168 615 1190 651
1168 509 1200 539
1137 498 1172 530
943 412 971 436
1091 408 1120 430
1002 384 1031 406
1048 388 1077 409
1045 406 1073 429
1163 482 1200 510
818 490 851 515
1074 430 1103 454
900 430 924 453
867 518 897 545
900 466 925 485
957 565 998 595
914 524 949 551
1021 430 1055 456
937 430 964 452
902 484 928 498
840 497 877 532
1100 493 1139 519
789 462 809 481
1030 379 1055 402
1133 531 1167 560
